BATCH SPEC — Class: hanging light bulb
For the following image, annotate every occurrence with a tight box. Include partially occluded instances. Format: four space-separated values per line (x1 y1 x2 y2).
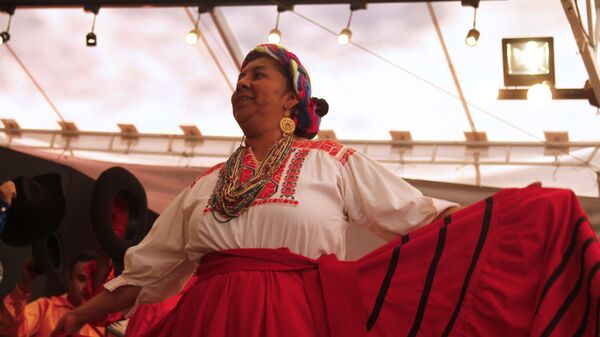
337 28 352 46
268 28 281 44
267 10 283 44
86 32 97 46
0 31 9 45
465 28 480 47
85 5 99 47
0 10 14 46
464 7 480 47
186 29 200 45
338 8 355 46
186 8 201 45
527 82 553 106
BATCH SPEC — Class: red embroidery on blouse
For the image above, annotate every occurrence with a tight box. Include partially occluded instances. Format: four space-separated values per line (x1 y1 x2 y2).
294 139 355 165
281 149 308 198
339 148 356 165
190 163 224 187
203 140 355 215
203 148 295 214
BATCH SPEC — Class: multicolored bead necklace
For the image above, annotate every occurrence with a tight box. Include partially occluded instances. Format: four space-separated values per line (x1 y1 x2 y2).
210 134 294 223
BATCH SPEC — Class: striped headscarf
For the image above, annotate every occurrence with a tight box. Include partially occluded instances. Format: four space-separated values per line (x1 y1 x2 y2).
241 44 320 139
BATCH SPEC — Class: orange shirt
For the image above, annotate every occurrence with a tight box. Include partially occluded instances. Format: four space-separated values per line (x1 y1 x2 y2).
0 285 105 337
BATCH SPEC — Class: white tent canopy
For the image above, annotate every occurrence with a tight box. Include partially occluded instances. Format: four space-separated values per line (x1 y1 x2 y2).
1 0 599 196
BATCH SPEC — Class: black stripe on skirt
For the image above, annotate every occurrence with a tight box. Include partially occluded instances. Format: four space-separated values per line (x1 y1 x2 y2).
441 196 494 337
406 215 451 337
540 237 595 337
536 217 587 314
572 260 600 337
366 235 410 331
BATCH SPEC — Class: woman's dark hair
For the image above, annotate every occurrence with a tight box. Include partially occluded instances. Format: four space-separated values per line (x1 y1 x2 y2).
312 98 329 118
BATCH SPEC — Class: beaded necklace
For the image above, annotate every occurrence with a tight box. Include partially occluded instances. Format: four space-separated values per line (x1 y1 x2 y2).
210 134 294 223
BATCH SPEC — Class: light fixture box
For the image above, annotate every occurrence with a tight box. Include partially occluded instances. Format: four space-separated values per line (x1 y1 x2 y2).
389 130 413 154
180 125 203 146
543 131 569 156
118 123 139 141
464 131 488 157
502 37 555 87
1 118 21 137
317 130 337 140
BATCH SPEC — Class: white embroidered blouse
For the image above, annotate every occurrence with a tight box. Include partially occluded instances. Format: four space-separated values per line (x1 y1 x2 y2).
104 139 457 314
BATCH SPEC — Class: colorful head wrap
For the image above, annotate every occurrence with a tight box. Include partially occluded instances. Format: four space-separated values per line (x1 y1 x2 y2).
241 44 321 139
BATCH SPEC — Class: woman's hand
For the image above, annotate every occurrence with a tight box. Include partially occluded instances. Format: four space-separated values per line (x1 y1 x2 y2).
52 311 83 336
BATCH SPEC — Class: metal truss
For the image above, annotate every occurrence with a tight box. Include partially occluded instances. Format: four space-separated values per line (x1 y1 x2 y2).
2 128 598 169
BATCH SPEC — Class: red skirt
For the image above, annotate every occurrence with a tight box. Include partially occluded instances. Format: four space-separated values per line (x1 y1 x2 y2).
142 186 600 337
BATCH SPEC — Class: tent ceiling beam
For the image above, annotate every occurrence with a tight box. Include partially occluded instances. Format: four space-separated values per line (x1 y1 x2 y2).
2 128 599 147
562 0 600 108
209 7 242 69
2 128 599 170
1 0 500 8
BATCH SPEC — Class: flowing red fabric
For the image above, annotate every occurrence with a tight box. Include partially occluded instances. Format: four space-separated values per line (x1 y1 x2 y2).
124 275 198 337
136 186 600 337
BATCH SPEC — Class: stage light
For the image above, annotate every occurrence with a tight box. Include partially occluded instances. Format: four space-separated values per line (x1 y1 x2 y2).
527 82 553 105
268 28 281 44
0 7 14 46
186 7 203 45
337 3 365 46
464 6 480 47
337 8 355 46
186 29 200 45
502 37 555 86
84 5 99 47
0 31 9 45
337 28 352 46
86 32 96 46
268 9 282 44
465 28 480 47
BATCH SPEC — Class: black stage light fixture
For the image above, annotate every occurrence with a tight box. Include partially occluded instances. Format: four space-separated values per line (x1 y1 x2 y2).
86 32 96 46
0 31 9 45
84 4 100 47
464 6 480 47
0 6 15 47
502 37 555 87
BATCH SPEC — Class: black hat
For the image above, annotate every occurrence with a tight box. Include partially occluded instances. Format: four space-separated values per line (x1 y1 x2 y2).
90 167 149 264
0 173 66 246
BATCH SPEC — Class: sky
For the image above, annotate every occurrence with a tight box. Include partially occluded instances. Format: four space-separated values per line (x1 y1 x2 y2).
1 0 599 195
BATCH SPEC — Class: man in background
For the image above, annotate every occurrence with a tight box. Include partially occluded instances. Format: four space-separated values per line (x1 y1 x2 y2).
0 251 108 337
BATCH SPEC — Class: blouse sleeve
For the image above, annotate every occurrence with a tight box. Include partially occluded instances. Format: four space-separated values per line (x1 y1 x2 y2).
339 150 458 241
104 187 197 317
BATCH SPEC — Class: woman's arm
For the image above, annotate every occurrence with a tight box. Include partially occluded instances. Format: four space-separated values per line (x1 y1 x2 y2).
435 205 462 221
53 285 140 335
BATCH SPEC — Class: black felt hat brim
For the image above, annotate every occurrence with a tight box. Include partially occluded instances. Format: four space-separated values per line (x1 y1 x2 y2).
1 173 66 247
90 167 149 264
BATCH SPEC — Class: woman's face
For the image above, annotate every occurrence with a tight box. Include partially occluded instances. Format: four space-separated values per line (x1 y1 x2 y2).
231 57 298 138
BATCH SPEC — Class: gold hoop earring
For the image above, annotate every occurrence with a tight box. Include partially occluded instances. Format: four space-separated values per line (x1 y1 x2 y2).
280 110 295 135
